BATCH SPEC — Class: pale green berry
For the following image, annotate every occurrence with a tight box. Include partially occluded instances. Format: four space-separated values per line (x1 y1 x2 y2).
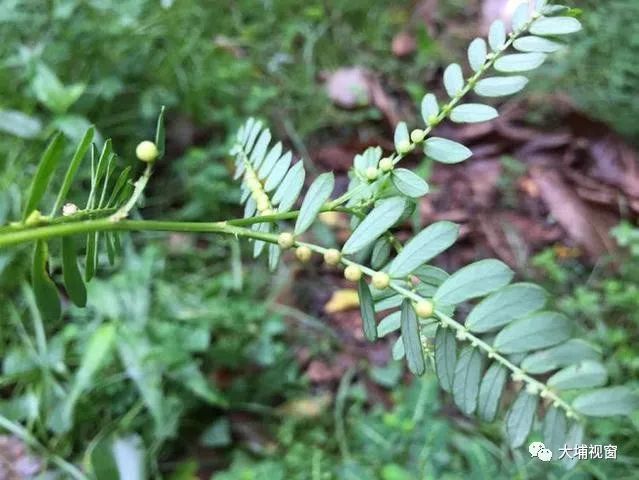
365 166 379 181
410 129 426 143
323 248 342 266
344 265 362 282
379 157 394 173
415 300 434 318
295 246 312 263
397 140 414 155
371 272 390 290
427 114 438 126
136 141 159 162
277 232 295 249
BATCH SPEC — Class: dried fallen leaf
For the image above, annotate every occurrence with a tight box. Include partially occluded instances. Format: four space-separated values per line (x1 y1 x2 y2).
325 289 359 314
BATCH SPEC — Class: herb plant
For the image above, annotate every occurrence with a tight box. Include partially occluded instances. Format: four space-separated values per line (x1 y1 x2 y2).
1 1 636 473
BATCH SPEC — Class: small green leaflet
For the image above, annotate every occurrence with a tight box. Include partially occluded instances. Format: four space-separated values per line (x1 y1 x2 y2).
543 407 567 457
392 336 405 360
394 122 409 151
294 172 334 235
572 386 639 417
465 283 547 333
494 311 572 354
32 240 61 323
547 360 607 391
452 346 482 415
443 63 464 97
400 299 425 375
521 339 600 374
494 53 547 73
530 16 582 36
468 38 487 72
474 76 529 97
421 94 439 123
258 142 282 179
413 265 449 286
358 278 378 342
252 223 269 258
513 36 563 53
264 151 292 192
272 161 305 212
434 326 457 393
488 20 506 51
424 137 472 164
434 259 514 305
244 120 262 153
505 391 537 448
377 311 400 337
342 197 406 255
477 363 507 422
23 132 65 221
62 236 87 307
562 423 584 470
244 197 256 218
370 237 391 269
391 168 429 198
250 129 272 170
512 3 530 31
268 243 280 272
52 127 94 215
388 221 459 278
450 104 498 124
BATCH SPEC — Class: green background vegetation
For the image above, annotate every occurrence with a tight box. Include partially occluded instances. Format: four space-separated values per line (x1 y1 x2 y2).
0 0 637 478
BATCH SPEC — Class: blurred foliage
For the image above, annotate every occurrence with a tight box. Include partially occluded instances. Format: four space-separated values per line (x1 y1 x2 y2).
541 0 639 140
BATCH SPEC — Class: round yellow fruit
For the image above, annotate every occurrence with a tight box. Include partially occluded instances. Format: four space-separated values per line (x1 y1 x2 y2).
295 246 312 263
323 248 342 266
344 265 362 282
135 141 159 162
415 300 434 318
410 129 426 143
371 272 390 290
397 140 413 155
277 232 295 249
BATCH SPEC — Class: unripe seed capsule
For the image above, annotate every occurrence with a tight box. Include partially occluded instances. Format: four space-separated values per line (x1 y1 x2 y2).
427 114 438 126
397 140 413 155
277 232 295 249
295 246 312 263
365 166 379 181
379 157 394 173
136 141 159 162
410 129 426 143
371 272 390 290
415 300 434 318
324 248 341 266
257 197 270 212
344 265 362 282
